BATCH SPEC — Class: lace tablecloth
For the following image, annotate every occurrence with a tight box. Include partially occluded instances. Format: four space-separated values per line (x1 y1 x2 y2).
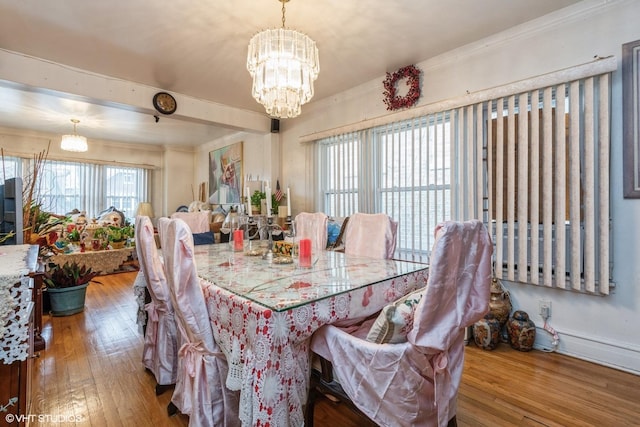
49 247 135 274
0 245 38 364
196 245 428 427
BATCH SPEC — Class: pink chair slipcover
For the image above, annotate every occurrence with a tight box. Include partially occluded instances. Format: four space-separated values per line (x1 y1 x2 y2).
294 212 328 252
344 212 398 259
164 218 240 427
170 211 211 234
157 217 170 248
135 215 177 388
310 220 493 426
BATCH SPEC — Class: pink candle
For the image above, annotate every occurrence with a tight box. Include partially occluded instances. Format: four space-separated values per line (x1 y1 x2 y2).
233 229 244 251
299 238 312 268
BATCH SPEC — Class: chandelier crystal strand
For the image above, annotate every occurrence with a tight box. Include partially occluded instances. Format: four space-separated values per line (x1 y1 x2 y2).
247 0 319 119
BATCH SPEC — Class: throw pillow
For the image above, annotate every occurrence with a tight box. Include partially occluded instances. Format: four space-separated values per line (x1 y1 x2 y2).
192 231 215 245
365 288 426 344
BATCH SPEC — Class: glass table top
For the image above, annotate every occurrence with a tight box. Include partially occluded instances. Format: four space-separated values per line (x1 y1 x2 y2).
194 243 428 311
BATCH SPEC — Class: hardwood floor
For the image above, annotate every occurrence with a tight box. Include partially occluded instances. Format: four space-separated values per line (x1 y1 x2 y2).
31 271 639 426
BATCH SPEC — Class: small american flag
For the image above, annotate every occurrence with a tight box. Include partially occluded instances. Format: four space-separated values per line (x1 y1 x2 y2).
274 179 284 202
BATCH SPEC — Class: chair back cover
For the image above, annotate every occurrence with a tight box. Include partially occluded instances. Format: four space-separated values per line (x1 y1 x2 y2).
157 217 171 249
135 215 177 386
294 212 328 251
311 219 492 427
171 211 211 234
344 212 398 259
164 218 239 426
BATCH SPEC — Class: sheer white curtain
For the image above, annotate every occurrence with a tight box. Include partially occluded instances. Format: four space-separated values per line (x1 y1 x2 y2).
1 156 150 220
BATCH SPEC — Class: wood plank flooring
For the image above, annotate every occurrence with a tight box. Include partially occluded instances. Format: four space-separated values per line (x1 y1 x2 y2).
31 271 639 426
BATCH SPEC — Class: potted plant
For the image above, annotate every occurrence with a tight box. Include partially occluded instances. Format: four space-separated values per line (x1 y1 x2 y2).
43 261 99 316
107 225 127 249
271 193 280 216
251 190 266 215
89 226 107 250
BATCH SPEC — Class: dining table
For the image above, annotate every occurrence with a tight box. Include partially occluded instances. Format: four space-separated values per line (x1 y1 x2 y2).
194 242 429 427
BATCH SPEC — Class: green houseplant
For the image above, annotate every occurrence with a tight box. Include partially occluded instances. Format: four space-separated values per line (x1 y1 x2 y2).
43 261 99 316
251 190 266 215
107 225 133 248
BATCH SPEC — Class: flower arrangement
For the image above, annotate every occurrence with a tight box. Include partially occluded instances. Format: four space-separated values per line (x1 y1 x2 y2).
382 65 421 111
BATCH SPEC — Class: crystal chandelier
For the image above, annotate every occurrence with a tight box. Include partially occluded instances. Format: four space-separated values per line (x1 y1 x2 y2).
246 0 319 119
60 119 88 152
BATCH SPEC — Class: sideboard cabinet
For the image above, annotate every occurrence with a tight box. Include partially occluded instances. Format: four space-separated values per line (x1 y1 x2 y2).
0 245 39 427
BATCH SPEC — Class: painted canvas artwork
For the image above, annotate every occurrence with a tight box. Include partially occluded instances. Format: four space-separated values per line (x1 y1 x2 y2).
209 142 243 204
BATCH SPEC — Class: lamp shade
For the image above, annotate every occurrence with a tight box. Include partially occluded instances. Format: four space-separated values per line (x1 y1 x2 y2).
136 202 155 218
60 118 88 152
60 134 88 152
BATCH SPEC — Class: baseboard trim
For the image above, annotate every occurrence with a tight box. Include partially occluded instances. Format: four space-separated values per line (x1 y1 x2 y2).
534 326 640 376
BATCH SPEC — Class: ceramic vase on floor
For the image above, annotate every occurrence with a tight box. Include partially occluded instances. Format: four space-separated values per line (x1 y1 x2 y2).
507 310 536 351
473 312 502 350
489 277 512 326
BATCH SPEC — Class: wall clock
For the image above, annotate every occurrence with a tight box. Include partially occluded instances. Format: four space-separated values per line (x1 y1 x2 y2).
152 92 177 115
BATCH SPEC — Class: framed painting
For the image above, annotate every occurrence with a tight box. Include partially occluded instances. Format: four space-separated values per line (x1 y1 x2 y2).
209 141 243 205
623 39 640 198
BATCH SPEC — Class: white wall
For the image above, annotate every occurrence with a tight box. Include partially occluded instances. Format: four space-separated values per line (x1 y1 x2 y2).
273 0 640 374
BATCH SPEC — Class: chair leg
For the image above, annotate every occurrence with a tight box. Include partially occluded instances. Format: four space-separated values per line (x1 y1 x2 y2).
305 383 318 427
155 383 174 396
167 401 178 417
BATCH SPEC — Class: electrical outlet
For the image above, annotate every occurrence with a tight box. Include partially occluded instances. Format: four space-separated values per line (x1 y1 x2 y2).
539 299 552 319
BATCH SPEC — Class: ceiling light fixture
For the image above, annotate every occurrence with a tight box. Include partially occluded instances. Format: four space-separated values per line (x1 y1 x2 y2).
246 0 319 119
60 119 88 152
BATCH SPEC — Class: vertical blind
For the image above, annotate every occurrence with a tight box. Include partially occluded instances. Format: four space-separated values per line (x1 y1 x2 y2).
314 59 614 294
469 75 611 295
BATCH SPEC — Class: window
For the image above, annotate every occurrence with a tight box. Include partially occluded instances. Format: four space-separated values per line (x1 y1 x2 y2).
314 59 614 294
317 114 452 262
1 156 149 221
0 156 19 184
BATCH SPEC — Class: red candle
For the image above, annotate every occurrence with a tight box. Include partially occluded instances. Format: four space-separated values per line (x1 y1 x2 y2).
233 229 244 251
299 238 312 268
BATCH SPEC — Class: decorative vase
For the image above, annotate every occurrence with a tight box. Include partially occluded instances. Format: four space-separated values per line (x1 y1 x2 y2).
489 278 512 327
47 283 90 316
473 312 501 350
506 310 536 351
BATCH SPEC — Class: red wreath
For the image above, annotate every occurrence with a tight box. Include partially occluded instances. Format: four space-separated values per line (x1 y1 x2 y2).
382 65 421 111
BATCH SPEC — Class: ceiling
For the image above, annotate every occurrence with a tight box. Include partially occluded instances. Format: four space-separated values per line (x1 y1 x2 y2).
0 0 582 147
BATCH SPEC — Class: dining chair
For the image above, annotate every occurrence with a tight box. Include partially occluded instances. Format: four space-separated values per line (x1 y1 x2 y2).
294 212 329 252
135 215 178 395
163 218 240 427
157 216 170 248
343 212 398 259
170 211 211 234
305 220 493 427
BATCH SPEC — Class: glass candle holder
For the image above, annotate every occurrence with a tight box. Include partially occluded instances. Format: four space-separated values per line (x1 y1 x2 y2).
299 238 312 268
232 229 244 252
